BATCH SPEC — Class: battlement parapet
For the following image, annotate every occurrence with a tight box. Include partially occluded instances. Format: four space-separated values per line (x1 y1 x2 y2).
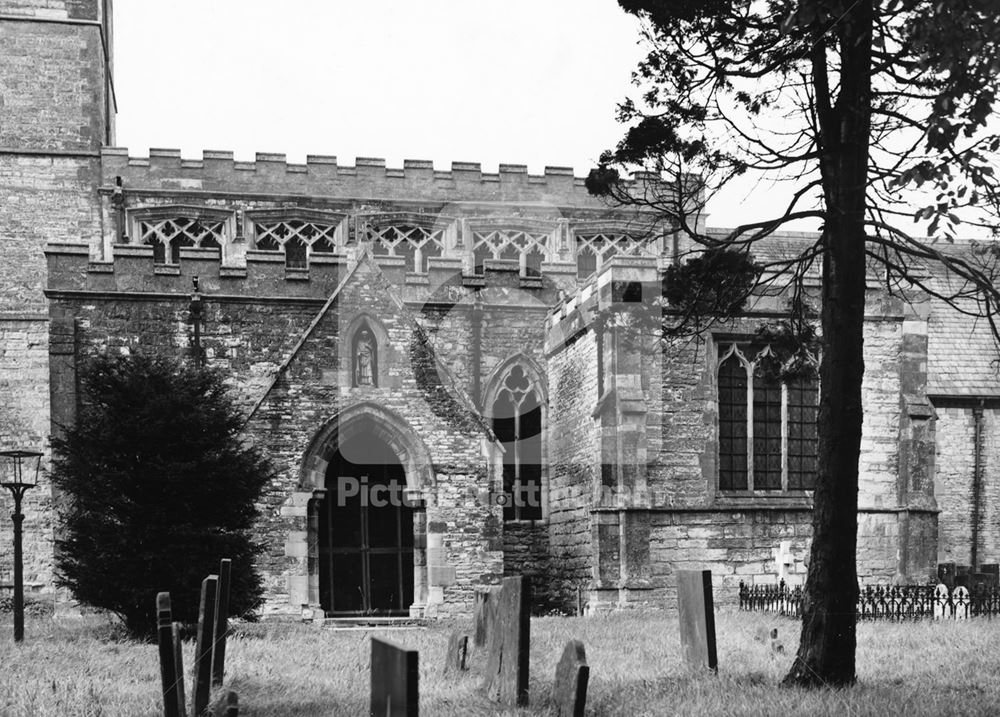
43 242 569 304
546 256 662 354
101 147 671 208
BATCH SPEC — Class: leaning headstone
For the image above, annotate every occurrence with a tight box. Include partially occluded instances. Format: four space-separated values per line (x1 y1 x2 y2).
443 631 468 675
172 622 187 714
483 575 531 707
371 637 419 717
206 689 238 717
473 586 500 648
212 558 233 687
954 585 970 620
553 640 589 717
157 592 187 717
192 575 219 717
676 570 718 672
933 583 950 620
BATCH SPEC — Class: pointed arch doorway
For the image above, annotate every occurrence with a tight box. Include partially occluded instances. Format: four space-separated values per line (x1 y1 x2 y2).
318 427 415 616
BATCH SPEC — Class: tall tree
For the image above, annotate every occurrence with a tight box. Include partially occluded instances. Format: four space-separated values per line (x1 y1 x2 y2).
589 0 1000 686
51 353 272 638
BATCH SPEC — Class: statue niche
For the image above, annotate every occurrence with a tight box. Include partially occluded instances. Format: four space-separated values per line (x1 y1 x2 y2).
352 325 378 387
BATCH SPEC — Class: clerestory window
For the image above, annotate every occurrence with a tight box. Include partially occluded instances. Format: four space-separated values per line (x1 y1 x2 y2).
717 342 818 493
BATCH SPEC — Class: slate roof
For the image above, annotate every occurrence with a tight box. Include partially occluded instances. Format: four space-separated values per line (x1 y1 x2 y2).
707 228 1000 398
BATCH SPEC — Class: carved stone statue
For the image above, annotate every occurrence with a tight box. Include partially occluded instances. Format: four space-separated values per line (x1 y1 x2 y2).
355 329 375 386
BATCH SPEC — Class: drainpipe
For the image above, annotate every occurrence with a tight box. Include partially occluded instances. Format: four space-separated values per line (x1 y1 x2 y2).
971 401 984 569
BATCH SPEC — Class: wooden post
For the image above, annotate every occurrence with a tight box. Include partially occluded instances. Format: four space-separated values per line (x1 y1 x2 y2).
212 558 232 687
157 592 186 717
192 575 218 716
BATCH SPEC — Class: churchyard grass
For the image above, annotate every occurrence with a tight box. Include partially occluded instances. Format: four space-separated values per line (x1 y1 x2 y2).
2 608 1000 716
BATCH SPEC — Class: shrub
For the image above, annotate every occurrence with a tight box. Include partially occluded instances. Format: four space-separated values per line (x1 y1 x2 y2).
51 352 272 639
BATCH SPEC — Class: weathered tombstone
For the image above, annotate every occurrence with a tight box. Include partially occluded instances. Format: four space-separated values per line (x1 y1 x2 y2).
970 572 992 592
172 622 187 714
979 563 999 580
933 583 950 620
483 575 531 707
370 637 419 717
192 575 219 717
212 558 233 687
207 690 238 717
443 631 468 675
473 586 500 648
157 592 187 717
553 640 589 717
954 585 970 620
676 570 718 672
938 562 957 589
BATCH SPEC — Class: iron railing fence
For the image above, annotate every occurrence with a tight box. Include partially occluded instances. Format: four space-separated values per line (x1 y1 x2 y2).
738 580 1000 620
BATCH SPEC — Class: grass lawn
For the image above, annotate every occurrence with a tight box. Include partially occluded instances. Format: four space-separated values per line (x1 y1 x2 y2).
1 608 999 716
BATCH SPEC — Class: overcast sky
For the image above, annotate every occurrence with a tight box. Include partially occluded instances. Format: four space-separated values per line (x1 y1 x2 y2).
112 1 803 230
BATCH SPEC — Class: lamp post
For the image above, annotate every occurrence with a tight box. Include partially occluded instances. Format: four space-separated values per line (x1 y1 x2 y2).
0 449 42 642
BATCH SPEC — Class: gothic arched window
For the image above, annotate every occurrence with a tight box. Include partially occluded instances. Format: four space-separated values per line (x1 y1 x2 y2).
717 342 818 493
491 364 543 520
352 325 378 387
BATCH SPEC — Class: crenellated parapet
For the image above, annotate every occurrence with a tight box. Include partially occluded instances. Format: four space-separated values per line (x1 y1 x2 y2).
43 241 579 305
546 256 662 355
101 147 672 209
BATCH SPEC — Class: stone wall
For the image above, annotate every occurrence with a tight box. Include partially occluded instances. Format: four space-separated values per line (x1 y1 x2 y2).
545 324 599 611
0 0 113 602
934 406 1000 569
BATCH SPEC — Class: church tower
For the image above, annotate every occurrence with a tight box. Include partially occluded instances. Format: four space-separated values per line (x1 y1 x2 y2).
0 0 114 592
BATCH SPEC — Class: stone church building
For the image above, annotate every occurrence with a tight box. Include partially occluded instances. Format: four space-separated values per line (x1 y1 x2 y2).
2 1 999 618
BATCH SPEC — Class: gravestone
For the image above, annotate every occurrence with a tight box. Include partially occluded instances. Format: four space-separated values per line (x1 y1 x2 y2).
156 592 187 717
371 637 419 717
483 575 531 707
773 541 794 582
212 558 233 687
979 563 999 581
933 583 950 619
970 572 993 592
553 640 589 717
443 631 468 675
473 586 500 648
676 570 718 672
938 563 957 589
172 622 187 715
193 575 218 717
954 585 970 620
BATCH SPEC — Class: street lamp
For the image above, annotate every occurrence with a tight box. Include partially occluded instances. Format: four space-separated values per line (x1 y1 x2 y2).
0 449 42 642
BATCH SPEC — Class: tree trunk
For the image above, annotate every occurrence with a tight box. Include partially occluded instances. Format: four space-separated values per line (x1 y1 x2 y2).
783 0 873 688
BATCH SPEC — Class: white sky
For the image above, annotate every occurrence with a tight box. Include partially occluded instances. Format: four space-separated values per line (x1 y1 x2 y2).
111 1 806 230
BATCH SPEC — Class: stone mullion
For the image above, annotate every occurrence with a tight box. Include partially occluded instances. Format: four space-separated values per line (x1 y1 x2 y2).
746 357 755 493
781 382 789 492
